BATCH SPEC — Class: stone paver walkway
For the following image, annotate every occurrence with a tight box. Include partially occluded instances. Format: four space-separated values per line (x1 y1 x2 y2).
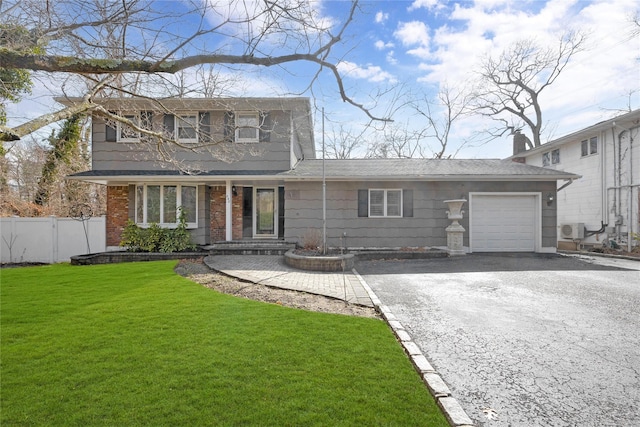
203 255 373 307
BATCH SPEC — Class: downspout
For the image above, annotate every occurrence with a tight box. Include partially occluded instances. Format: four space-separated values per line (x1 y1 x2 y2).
612 122 639 252
630 130 634 252
557 177 577 192
601 129 608 227
617 127 622 243
611 126 617 239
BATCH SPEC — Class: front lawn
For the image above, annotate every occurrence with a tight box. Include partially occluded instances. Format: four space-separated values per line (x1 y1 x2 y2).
1 261 447 426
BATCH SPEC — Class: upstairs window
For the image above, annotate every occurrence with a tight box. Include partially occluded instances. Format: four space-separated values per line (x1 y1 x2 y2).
581 136 598 157
235 112 260 143
224 111 270 143
118 114 139 142
176 114 198 143
542 148 560 166
135 184 197 228
107 111 152 143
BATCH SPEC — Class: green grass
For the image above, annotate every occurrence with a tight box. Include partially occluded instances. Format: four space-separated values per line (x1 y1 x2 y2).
1 262 448 426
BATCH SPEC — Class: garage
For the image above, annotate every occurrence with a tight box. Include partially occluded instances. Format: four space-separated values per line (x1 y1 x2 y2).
469 193 539 252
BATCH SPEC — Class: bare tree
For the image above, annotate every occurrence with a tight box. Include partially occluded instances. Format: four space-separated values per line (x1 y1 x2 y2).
324 125 365 159
472 32 586 148
0 0 388 147
365 83 473 159
413 83 473 158
366 123 427 159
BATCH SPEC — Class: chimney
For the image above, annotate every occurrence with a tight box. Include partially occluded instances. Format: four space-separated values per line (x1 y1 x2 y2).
513 131 529 155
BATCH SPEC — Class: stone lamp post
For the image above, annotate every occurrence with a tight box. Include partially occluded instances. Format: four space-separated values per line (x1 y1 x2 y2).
444 199 466 256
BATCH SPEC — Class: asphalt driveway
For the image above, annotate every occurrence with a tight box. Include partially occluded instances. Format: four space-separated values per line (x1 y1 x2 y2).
356 253 640 427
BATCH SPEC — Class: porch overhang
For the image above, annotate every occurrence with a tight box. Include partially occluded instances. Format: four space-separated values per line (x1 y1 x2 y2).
66 170 289 186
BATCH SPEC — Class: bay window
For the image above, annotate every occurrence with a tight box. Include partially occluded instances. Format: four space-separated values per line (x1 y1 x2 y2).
135 184 197 227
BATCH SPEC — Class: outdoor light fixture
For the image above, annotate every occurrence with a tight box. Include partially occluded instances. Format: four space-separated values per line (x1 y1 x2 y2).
232 185 237 196
546 193 554 206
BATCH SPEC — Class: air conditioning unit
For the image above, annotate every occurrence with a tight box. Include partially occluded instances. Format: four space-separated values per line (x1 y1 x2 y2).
560 223 584 239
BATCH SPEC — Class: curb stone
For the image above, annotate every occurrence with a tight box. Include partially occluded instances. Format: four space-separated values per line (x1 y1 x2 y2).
353 268 476 427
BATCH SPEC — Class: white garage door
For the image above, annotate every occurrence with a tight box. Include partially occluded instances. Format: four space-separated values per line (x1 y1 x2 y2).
470 194 537 252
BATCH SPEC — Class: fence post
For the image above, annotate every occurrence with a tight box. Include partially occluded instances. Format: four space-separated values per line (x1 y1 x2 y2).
50 216 57 264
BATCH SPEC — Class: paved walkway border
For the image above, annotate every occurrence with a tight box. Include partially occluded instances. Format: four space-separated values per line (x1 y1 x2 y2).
352 269 475 427
203 255 373 307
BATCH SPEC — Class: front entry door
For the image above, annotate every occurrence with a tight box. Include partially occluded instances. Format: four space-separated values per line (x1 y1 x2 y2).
255 188 276 237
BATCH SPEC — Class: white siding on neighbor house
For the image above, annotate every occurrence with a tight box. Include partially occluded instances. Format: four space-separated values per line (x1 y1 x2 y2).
527 126 639 247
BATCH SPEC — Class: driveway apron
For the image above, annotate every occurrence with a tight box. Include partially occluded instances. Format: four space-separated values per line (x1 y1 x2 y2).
357 253 640 427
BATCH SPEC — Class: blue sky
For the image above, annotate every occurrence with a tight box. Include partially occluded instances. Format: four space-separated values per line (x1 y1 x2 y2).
308 0 640 158
6 0 639 159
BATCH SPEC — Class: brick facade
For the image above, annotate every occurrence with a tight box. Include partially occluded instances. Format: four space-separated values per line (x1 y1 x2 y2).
106 185 129 247
209 186 245 242
232 188 244 240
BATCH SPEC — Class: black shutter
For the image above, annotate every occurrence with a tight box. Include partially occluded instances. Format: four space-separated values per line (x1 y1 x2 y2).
105 112 117 142
403 189 413 217
224 111 234 142
163 114 175 139
358 190 368 217
199 112 210 143
259 111 271 143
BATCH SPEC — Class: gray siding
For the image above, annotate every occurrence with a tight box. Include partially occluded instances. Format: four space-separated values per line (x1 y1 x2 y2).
284 180 557 249
92 110 293 171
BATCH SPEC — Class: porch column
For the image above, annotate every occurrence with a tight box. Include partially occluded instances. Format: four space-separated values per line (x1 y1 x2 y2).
225 180 233 241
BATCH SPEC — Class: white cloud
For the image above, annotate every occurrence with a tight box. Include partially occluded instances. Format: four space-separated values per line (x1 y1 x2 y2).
375 11 389 24
374 40 395 50
394 21 430 47
336 61 397 83
408 0 441 11
203 0 335 50
418 0 640 147
386 51 398 65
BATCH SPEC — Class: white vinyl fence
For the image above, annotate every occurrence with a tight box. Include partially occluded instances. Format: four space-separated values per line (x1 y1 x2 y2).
1 216 106 264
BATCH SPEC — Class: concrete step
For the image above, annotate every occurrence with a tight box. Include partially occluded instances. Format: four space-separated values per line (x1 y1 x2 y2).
205 240 296 255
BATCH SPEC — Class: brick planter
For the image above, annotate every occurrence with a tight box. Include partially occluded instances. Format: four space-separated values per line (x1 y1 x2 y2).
284 249 355 272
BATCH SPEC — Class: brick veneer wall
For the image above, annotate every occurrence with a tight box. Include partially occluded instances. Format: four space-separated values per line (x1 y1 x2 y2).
209 185 245 243
210 186 226 242
106 185 129 246
232 188 243 240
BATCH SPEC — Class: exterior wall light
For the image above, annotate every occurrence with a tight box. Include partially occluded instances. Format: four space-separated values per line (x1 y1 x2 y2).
546 193 554 206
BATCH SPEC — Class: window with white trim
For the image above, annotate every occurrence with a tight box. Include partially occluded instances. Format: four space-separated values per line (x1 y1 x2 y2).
235 112 260 143
118 113 140 142
135 184 197 227
581 136 598 157
176 114 198 143
542 148 560 166
369 189 403 217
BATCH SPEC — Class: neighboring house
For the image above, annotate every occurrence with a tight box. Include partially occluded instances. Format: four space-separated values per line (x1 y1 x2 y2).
509 109 640 252
62 97 577 253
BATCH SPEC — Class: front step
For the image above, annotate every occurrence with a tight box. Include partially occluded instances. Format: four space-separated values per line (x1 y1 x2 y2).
205 240 296 256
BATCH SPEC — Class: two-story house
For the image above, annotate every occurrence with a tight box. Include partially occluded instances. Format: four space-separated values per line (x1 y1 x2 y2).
509 109 640 252
63 97 578 254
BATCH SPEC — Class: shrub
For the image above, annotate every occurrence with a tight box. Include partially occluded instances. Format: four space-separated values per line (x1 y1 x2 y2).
120 207 196 252
300 228 323 251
